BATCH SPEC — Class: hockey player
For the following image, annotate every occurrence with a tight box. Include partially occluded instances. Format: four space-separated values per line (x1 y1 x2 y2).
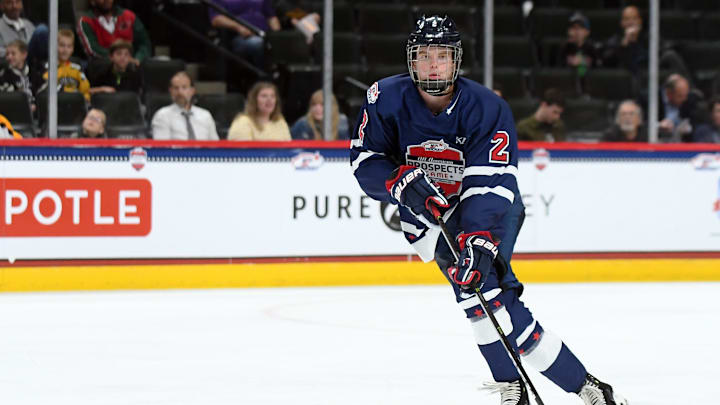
350 15 628 405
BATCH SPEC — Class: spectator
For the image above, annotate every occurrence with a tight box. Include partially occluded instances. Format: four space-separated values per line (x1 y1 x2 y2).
290 89 349 141
89 40 142 95
654 73 702 142
0 39 34 108
39 29 91 102
516 88 566 142
71 108 107 138
151 71 219 141
0 113 21 138
692 97 720 143
560 11 600 76
602 100 647 142
0 0 32 57
228 81 290 141
492 81 504 99
602 5 688 77
77 0 152 64
209 0 281 69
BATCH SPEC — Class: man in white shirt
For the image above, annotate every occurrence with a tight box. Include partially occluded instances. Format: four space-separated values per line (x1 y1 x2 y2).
151 71 219 141
0 0 35 58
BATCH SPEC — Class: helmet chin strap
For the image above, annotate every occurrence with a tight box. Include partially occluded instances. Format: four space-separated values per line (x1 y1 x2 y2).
418 80 453 96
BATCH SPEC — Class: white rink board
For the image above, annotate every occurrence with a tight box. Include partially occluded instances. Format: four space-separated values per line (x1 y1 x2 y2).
1 155 719 259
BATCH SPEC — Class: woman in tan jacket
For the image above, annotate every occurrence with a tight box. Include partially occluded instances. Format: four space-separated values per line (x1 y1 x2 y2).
228 81 291 141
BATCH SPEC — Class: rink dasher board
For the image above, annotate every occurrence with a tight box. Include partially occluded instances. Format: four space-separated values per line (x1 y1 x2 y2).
0 144 719 260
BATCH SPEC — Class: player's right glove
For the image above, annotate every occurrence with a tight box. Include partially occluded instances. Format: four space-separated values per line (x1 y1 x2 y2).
448 231 499 291
385 165 449 227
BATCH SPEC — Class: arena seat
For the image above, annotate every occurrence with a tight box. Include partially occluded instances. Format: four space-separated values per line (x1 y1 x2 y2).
0 91 34 137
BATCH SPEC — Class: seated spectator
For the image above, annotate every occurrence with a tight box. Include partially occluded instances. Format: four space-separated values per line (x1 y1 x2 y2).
602 5 688 77
228 81 290 141
77 0 152 64
209 0 281 69
39 29 90 102
0 113 21 138
290 89 349 141
89 40 142 96
0 39 34 109
70 108 107 138
602 100 647 142
692 97 720 143
516 88 566 142
151 71 219 141
655 73 702 142
560 11 600 76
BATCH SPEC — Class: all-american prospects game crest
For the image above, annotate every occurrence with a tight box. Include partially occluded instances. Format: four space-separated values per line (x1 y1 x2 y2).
129 147 147 171
406 140 464 197
532 148 550 171
367 82 380 104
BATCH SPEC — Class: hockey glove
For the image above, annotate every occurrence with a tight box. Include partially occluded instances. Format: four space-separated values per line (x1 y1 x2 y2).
385 165 449 227
448 231 499 291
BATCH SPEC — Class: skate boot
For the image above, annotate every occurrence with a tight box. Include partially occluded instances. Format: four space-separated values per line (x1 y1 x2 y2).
482 380 529 405
578 373 628 405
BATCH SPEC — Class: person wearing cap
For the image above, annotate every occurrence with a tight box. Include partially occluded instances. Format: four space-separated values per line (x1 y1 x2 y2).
560 11 600 76
89 39 143 96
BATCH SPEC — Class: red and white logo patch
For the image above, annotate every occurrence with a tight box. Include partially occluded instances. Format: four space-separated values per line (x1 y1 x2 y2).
367 82 380 104
406 140 465 197
129 147 147 171
532 148 550 171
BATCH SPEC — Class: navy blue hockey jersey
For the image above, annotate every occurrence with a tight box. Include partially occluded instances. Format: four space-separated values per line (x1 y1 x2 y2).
350 74 520 262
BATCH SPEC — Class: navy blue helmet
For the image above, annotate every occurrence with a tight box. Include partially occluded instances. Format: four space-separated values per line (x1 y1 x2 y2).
406 15 463 96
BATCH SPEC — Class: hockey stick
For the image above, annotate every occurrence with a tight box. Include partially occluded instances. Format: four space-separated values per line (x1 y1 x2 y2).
430 206 545 405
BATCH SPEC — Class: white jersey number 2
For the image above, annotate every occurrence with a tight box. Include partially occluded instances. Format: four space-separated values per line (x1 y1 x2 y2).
489 131 510 164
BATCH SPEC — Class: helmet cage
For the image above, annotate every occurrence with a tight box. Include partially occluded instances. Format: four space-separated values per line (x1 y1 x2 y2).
407 43 463 96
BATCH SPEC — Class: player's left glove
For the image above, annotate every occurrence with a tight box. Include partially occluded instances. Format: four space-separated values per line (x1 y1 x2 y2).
385 165 449 227
448 231 499 291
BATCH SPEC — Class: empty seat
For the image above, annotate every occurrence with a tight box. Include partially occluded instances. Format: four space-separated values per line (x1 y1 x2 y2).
281 64 323 124
332 3 356 33
556 0 605 9
141 59 187 94
91 92 147 138
411 5 478 38
493 6 526 36
267 30 313 66
508 98 539 123
466 68 528 99
698 13 720 41
363 34 409 66
584 10 622 41
0 91 34 137
584 68 636 100
685 0 719 11
364 65 407 85
334 63 367 102
36 91 87 137
660 13 698 42
313 33 362 65
196 93 246 139
481 36 537 68
681 41 720 71
529 8 573 40
539 37 566 67
563 98 610 134
144 92 172 123
532 68 581 98
357 4 412 35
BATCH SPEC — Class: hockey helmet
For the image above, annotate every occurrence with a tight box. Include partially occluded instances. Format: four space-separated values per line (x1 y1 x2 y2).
406 15 463 96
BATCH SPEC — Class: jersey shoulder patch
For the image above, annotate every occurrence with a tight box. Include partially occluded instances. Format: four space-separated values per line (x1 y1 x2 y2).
367 81 380 104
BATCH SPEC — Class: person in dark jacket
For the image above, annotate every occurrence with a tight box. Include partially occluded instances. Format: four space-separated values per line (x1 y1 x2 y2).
602 100 647 142
88 40 142 96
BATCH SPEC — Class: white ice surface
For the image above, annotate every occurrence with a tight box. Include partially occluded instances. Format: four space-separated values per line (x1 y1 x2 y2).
0 282 718 404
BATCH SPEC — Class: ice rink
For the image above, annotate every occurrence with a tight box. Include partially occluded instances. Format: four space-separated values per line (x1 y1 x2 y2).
0 282 718 404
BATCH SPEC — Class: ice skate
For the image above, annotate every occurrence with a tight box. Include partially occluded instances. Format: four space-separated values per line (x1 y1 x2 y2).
482 380 529 405
578 373 628 405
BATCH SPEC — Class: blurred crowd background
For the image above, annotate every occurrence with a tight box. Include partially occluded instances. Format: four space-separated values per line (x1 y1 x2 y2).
1 0 720 144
